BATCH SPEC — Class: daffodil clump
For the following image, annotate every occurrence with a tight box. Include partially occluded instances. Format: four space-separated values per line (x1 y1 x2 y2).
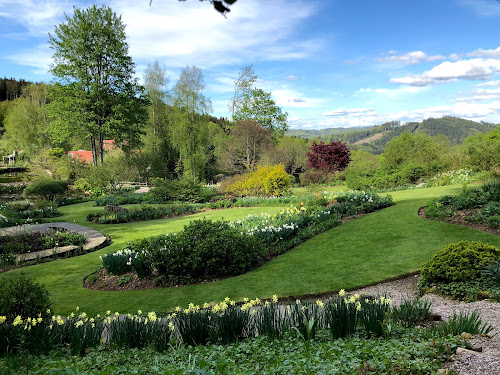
0 290 444 359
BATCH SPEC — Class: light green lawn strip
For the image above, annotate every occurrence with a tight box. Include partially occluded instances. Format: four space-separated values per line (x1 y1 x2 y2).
2 184 500 315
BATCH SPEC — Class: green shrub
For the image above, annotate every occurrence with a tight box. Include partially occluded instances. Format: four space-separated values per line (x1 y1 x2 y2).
123 219 265 285
24 179 68 201
0 276 51 320
221 164 293 197
421 241 500 284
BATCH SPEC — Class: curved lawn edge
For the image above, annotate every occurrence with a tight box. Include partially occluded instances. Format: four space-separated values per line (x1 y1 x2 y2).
3 185 500 316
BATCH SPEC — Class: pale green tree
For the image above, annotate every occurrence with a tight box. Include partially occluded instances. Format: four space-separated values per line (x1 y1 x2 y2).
3 83 50 155
48 5 148 167
137 60 178 179
170 65 213 181
228 65 257 118
233 88 288 135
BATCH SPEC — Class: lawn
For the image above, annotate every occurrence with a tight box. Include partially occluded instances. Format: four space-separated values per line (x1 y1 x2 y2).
1 184 500 315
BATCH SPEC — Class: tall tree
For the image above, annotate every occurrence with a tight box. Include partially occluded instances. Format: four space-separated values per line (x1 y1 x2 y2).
228 65 257 118
233 88 288 135
136 60 178 179
47 5 148 167
170 65 213 181
220 120 272 173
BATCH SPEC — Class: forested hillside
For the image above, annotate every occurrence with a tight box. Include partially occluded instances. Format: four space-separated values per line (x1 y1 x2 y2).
287 117 497 154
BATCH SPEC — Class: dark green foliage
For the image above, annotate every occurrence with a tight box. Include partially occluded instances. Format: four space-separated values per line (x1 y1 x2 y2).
87 204 198 224
0 276 51 320
0 184 24 195
0 330 461 374
128 219 264 285
0 229 86 256
425 181 500 226
482 261 500 286
433 311 493 336
24 179 68 201
391 298 432 328
324 297 358 339
421 241 499 284
424 279 500 302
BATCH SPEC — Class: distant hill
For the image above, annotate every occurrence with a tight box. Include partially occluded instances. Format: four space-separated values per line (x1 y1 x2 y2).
286 117 497 154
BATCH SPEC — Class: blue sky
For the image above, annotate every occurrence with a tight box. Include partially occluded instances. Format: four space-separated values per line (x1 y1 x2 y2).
1 0 500 129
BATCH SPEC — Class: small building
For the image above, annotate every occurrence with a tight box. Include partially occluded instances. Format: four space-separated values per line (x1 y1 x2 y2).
67 140 126 163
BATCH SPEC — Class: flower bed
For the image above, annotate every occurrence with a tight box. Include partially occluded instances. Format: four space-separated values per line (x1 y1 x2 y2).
0 203 62 228
87 204 199 224
99 191 393 286
0 291 469 357
425 181 500 227
0 229 86 268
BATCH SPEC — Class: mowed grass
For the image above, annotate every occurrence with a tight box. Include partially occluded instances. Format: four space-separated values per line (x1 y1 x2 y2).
2 184 500 315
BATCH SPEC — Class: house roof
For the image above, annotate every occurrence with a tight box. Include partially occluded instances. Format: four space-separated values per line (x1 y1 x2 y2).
67 150 93 163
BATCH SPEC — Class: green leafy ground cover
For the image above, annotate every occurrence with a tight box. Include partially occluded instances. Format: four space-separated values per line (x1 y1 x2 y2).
1 184 500 316
0 329 459 374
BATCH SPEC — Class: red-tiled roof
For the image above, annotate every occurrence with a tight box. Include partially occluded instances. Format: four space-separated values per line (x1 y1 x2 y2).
67 150 93 163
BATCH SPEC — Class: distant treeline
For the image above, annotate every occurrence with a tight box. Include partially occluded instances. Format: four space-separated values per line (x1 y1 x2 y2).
288 117 498 154
0 77 34 101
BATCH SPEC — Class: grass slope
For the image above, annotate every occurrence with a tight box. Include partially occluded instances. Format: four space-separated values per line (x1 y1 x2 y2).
1 185 500 315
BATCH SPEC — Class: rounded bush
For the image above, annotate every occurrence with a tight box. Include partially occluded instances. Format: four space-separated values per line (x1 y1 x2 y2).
421 241 500 284
144 219 265 285
0 276 51 319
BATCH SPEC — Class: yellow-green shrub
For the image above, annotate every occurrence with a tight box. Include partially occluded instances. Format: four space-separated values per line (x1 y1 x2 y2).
222 164 293 197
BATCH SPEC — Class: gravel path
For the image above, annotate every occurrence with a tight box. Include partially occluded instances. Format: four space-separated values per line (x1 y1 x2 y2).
351 275 500 375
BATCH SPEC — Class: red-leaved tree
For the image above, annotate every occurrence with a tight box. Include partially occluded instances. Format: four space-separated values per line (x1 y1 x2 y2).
307 141 351 174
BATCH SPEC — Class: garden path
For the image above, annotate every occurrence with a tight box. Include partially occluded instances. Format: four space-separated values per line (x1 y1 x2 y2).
352 275 500 375
0 222 107 261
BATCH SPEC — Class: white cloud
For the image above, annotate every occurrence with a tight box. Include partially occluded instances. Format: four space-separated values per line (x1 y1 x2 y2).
476 80 500 87
375 51 427 65
467 46 500 59
273 89 325 108
322 108 376 117
457 0 500 17
1 0 322 72
115 0 322 68
6 43 52 74
358 86 426 98
375 51 446 65
390 58 500 86
449 53 462 61
0 0 71 37
427 55 446 62
285 75 298 81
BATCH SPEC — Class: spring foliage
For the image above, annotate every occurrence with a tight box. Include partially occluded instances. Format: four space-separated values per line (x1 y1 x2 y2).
421 241 500 284
221 164 293 197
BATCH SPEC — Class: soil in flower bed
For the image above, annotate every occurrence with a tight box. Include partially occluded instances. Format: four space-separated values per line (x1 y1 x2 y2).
84 268 222 291
419 207 500 236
